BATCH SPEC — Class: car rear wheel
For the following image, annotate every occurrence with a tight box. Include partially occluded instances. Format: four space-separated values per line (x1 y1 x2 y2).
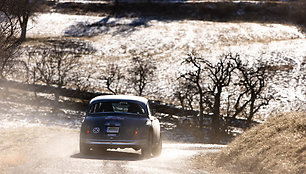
141 133 153 158
152 134 162 156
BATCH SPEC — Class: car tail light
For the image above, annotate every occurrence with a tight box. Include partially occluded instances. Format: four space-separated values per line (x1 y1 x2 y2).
134 129 139 135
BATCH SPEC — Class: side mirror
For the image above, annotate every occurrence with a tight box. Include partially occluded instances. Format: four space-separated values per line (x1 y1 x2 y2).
81 112 86 123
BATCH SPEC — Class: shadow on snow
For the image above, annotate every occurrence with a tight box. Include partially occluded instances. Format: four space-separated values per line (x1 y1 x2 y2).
64 16 151 37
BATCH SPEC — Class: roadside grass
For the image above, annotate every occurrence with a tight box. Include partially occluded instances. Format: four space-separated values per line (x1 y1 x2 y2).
193 112 306 174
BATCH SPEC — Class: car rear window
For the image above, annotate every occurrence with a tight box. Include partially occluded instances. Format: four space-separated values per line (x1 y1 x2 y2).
89 101 146 115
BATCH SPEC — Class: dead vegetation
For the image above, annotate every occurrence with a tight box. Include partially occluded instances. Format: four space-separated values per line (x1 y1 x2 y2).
193 112 306 173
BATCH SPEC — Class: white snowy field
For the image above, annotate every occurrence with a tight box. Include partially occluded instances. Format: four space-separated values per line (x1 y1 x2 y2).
25 12 306 118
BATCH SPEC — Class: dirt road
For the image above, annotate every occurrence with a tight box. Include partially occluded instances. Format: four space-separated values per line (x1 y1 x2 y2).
0 126 225 174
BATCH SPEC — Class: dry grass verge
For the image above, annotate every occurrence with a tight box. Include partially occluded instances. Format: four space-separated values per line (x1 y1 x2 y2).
193 112 306 174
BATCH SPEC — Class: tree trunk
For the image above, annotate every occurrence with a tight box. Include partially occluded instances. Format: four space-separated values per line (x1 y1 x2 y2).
199 95 204 130
19 16 29 42
0 68 4 80
53 85 61 113
211 89 222 143
196 72 203 130
247 94 256 127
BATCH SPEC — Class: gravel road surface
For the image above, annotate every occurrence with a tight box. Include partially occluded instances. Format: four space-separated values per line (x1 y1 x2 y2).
0 126 225 174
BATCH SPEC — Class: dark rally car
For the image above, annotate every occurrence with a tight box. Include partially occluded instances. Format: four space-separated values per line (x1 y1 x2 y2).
80 95 162 157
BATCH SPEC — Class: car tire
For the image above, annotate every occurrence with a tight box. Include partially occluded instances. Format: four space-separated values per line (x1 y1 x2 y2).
141 133 153 158
80 142 90 155
152 134 162 156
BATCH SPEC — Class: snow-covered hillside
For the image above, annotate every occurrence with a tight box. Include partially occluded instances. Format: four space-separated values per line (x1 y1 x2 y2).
26 12 306 118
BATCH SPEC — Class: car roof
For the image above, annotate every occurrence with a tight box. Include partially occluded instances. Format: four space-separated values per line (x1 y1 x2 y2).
89 95 148 104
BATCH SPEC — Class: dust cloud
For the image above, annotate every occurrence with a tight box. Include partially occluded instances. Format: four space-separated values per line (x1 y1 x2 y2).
0 125 222 174
0 87 222 174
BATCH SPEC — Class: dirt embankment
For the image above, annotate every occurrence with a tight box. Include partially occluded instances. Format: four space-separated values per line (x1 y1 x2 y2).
193 112 306 174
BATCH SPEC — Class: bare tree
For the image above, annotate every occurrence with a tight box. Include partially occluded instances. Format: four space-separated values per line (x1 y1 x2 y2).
201 54 238 139
34 46 80 108
174 79 198 125
100 63 125 95
70 72 92 104
23 52 40 98
220 58 272 128
179 52 206 129
178 52 272 142
236 62 272 126
0 5 20 79
1 0 46 42
174 80 196 111
26 39 94 110
128 56 156 96
180 53 237 133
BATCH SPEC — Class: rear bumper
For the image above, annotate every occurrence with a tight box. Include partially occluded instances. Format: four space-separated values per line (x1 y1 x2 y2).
81 138 147 147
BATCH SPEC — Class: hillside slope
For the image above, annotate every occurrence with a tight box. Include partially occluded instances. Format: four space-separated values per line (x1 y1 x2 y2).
25 12 306 117
215 112 305 173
